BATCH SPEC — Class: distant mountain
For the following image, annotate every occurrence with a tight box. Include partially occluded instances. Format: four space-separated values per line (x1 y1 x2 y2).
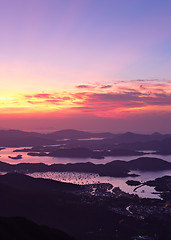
0 129 171 149
113 132 169 144
46 129 114 139
46 129 171 142
157 138 171 154
0 129 56 147
118 137 171 153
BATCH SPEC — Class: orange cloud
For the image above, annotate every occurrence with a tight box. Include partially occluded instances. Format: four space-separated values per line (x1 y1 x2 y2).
0 80 170 120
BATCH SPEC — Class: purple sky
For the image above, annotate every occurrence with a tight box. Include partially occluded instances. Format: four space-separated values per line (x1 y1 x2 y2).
0 0 171 133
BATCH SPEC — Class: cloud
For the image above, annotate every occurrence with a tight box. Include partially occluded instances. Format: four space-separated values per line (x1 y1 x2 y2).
100 85 112 89
131 79 161 83
25 93 52 99
27 100 43 105
75 84 94 89
45 99 62 104
34 93 52 99
25 89 171 110
20 81 171 119
70 89 171 117
25 93 72 106
75 83 113 90
139 85 146 90
85 92 142 102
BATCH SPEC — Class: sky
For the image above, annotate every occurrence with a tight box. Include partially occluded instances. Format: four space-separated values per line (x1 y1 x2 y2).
0 0 171 133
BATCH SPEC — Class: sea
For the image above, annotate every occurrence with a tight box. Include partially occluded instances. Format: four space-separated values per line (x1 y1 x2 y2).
1 147 171 199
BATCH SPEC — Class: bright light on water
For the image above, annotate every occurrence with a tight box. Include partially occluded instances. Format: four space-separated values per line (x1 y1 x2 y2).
1 147 171 199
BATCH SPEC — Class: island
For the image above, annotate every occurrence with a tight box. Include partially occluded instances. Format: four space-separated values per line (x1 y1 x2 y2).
8 155 22 160
0 157 171 178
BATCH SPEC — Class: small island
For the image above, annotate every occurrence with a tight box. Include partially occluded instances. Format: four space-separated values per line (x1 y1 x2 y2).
126 180 141 186
8 155 22 160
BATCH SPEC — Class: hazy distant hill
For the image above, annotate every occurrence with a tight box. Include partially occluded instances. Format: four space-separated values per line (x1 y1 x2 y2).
0 129 171 149
46 129 114 139
46 129 171 142
119 137 171 154
0 130 56 147
113 131 170 143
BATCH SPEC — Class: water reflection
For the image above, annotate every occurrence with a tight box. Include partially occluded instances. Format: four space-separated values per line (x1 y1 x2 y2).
1 147 171 199
28 171 163 199
1 147 171 165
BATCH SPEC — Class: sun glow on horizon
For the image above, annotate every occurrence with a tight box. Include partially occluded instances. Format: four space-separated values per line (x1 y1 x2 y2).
0 0 171 132
0 80 170 120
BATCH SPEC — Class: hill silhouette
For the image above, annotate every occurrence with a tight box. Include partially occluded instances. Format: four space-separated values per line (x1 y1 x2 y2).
0 157 170 177
0 173 171 240
0 129 171 149
0 216 74 240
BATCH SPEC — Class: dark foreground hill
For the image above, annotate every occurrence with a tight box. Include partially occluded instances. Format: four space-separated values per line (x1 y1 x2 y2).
0 172 82 193
0 216 74 240
0 173 171 240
